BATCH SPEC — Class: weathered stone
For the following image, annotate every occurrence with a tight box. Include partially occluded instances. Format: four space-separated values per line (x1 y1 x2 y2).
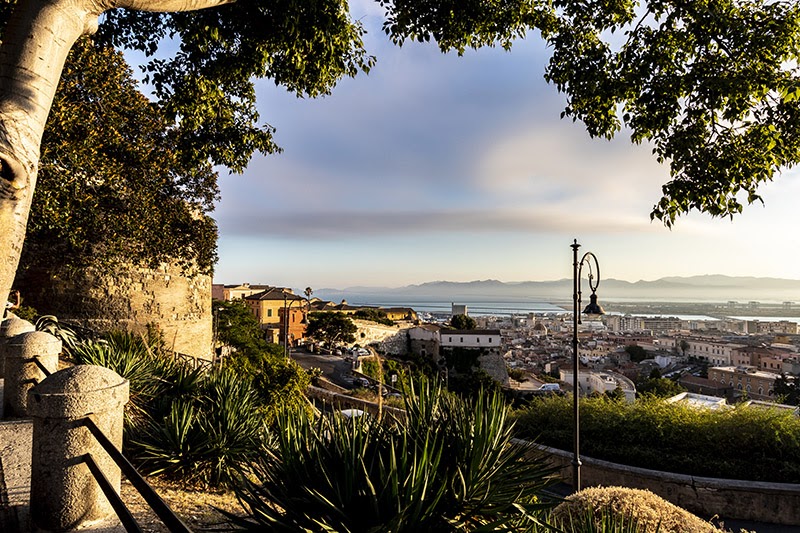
0 317 35 378
2 331 60 417
14 262 213 360
27 365 129 531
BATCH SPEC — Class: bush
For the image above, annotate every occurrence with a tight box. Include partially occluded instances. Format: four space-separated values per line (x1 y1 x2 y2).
231 379 558 531
513 394 800 482
551 487 723 533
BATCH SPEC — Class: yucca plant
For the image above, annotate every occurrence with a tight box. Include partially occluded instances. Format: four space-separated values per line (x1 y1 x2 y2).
130 365 267 487
231 378 558 532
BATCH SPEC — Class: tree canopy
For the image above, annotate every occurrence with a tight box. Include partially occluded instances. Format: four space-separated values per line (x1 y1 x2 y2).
449 314 477 330
20 40 218 276
306 311 358 346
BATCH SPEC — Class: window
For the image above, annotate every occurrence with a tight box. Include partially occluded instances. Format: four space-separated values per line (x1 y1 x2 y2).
267 309 273 317
460 337 464 343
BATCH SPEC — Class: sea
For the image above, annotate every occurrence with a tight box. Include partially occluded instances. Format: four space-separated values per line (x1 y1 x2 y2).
337 296 800 324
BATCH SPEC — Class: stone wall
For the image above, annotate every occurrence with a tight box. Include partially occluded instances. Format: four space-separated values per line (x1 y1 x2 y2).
477 352 510 385
14 263 212 360
528 442 800 526
353 320 411 356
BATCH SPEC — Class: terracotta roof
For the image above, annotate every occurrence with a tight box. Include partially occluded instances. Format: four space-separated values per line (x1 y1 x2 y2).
245 288 302 301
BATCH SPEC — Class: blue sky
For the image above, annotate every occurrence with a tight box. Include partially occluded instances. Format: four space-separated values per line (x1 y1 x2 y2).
212 3 800 290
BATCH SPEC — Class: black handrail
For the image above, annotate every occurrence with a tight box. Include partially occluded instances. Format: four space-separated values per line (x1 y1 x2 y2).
82 453 142 533
31 357 52 377
81 415 192 533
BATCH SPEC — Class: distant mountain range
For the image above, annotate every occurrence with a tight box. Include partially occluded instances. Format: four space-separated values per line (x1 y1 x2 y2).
315 275 800 304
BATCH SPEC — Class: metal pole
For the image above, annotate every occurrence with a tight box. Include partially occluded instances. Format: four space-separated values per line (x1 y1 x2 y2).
283 293 288 357
571 239 582 492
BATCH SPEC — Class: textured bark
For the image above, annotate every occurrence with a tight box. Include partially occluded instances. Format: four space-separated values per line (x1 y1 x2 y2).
0 0 234 306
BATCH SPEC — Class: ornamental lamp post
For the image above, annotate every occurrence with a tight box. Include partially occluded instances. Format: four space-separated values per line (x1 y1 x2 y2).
571 239 605 493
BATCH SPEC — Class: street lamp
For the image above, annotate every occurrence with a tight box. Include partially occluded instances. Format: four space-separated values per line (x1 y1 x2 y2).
571 239 605 492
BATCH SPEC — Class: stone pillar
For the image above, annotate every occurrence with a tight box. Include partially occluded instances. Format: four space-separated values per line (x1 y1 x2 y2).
2 330 60 417
0 317 35 378
28 365 129 531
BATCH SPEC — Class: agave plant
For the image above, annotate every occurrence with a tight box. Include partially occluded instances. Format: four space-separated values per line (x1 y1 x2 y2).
69 334 166 425
35 314 81 356
232 378 558 532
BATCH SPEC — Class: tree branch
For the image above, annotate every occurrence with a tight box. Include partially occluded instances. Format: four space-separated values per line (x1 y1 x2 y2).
113 0 236 13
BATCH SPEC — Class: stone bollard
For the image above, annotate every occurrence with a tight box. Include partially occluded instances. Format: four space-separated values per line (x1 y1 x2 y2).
28 365 129 531
2 330 60 417
0 317 35 379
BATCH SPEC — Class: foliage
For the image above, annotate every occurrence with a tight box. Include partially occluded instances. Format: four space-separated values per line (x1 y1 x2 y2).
130 366 267 487
93 0 375 174
380 0 800 225
213 298 310 421
636 378 686 399
624 345 649 363
362 356 409 389
34 314 82 356
231 379 558 532
12 305 37 322
306 311 357 346
449 314 477 330
68 331 173 425
442 346 482 374
773 374 799 406
353 307 394 326
214 299 283 358
20 39 217 276
69 329 304 487
513 394 800 483
508 367 527 382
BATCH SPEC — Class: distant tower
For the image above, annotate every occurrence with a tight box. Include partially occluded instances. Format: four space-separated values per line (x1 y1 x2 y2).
451 303 468 316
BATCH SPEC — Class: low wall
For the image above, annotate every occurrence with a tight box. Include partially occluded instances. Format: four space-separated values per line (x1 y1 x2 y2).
528 442 800 526
305 386 405 421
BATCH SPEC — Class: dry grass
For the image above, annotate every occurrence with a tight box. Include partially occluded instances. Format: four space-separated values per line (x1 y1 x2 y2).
120 477 246 532
552 486 724 533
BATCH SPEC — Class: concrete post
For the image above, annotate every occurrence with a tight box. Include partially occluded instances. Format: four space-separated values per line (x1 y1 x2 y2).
0 317 35 378
2 330 60 417
28 365 129 531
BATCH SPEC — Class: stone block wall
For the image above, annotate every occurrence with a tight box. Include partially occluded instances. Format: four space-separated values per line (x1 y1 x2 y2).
14 263 212 360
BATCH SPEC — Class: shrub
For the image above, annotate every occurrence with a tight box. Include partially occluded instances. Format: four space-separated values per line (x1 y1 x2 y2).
551 487 723 533
231 379 558 531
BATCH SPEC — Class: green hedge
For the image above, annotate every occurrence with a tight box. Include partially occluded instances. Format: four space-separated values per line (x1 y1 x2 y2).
512 395 800 483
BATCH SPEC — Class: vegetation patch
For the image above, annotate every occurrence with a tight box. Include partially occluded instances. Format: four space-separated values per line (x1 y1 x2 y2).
513 394 800 482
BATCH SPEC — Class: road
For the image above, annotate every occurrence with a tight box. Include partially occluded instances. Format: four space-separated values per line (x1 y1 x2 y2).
291 348 354 388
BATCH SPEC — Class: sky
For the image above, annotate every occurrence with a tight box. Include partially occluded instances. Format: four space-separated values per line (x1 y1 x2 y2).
212 2 800 290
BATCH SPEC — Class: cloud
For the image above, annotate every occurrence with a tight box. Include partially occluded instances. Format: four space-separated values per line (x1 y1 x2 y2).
217 206 664 241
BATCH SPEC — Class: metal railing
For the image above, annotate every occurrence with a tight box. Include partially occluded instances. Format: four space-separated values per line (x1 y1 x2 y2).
81 415 192 533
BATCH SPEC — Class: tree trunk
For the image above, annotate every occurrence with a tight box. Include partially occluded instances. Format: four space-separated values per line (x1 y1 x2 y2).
0 0 99 306
0 0 235 307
